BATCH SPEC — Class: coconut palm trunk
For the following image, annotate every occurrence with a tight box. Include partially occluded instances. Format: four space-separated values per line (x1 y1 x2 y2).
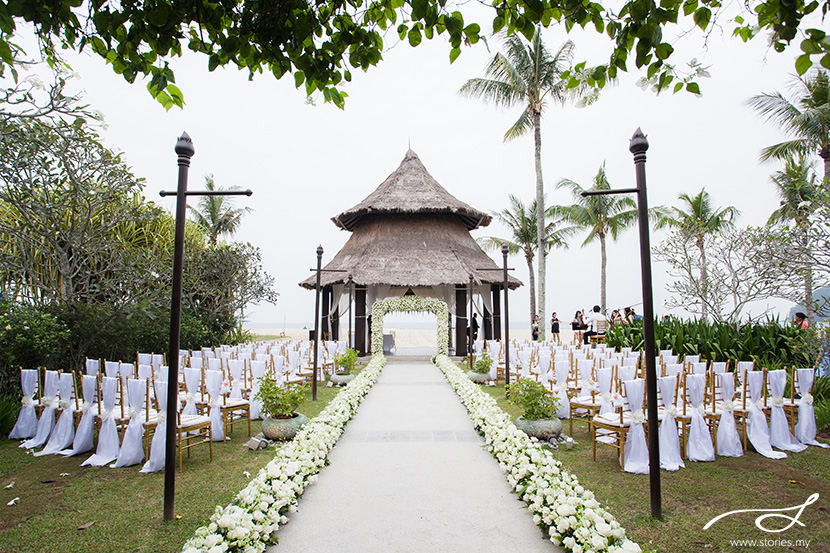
823 147 830 191
526 251 537 323
599 232 607 313
698 236 709 321
534 111 546 339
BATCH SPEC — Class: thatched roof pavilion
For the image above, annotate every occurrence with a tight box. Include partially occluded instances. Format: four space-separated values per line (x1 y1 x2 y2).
300 149 522 355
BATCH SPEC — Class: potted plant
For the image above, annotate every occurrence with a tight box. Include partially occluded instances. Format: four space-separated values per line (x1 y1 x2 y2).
254 376 308 441
467 352 494 383
331 348 358 386
508 378 563 443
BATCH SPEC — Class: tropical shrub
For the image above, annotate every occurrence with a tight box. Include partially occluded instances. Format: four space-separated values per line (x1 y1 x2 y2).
0 301 69 395
0 394 21 437
254 379 307 419
473 352 493 374
606 317 810 367
508 379 559 420
333 348 358 375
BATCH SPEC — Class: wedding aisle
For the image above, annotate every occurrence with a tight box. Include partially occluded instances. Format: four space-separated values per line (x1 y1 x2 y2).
269 358 560 553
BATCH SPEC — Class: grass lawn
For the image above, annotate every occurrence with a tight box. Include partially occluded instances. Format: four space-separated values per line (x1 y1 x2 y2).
0 376 351 553
480 379 830 553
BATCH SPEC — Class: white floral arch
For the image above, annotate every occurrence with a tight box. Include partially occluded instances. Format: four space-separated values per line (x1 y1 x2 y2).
370 297 449 357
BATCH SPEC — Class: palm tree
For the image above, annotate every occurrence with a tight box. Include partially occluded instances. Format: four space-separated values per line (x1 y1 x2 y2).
460 27 581 340
748 70 830 189
477 194 575 323
768 156 820 323
655 188 740 320
555 164 639 313
187 174 253 245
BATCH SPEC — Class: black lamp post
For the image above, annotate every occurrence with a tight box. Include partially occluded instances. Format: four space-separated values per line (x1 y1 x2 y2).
160 132 251 521
580 128 661 519
502 244 511 389
468 274 474 371
347 275 354 350
312 246 323 401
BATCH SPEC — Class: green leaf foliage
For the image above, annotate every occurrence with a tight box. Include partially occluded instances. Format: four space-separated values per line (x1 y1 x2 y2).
0 0 825 108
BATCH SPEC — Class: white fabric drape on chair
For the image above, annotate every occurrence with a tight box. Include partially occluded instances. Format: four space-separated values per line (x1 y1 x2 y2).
658 375 685 471
82 377 121 466
249 360 266 420
767 370 806 452
715 374 743 457
622 379 649 474
228 360 245 399
553 362 570 419
61 375 97 457
596 368 613 416
794 368 829 448
113 378 146 467
35 373 76 456
746 371 787 459
686 373 715 461
9 369 38 440
205 369 225 441
182 367 201 416
22 370 59 449
141 380 169 473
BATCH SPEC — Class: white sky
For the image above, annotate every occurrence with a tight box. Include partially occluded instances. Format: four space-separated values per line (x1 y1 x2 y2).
34 10 807 329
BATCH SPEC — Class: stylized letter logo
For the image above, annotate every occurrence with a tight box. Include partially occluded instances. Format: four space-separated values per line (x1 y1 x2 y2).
703 493 819 533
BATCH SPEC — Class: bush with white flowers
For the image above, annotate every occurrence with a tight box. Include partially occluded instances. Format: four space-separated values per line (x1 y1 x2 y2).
182 355 386 553
370 297 449 356
434 354 642 553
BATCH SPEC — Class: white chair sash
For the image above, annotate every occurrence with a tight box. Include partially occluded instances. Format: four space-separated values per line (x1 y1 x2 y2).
685 373 715 461
22 370 59 449
658 375 685 470
228 359 244 399
104 361 120 378
553 363 570 419
249 361 267 420
113 378 146 467
597 368 614 416
746 371 787 459
183 367 201 416
61 375 97 457
9 369 38 440
36 373 76 456
767 370 806 452
622 379 649 474
205 369 225 441
141 380 168 473
794 368 829 448
715 374 743 457
82 377 121 466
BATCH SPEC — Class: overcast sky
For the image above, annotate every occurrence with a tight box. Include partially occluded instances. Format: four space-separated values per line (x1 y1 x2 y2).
38 11 807 329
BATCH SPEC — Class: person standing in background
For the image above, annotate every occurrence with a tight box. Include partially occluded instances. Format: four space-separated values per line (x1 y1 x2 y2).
550 312 561 344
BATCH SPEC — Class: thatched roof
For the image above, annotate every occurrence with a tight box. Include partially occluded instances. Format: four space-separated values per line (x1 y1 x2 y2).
299 213 521 290
332 149 492 231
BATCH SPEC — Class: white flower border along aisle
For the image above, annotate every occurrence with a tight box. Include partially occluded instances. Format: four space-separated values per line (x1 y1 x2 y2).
434 355 643 553
370 296 449 357
182 355 386 553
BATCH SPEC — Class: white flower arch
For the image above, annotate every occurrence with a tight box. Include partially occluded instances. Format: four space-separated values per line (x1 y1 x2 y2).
370 297 449 357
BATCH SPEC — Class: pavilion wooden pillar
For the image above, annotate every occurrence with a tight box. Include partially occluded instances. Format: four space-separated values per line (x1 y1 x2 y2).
355 288 367 356
483 306 493 340
321 286 331 341
455 285 467 356
331 300 340 341
492 284 502 340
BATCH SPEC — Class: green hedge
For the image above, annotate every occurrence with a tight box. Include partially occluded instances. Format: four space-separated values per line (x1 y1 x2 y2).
605 317 812 369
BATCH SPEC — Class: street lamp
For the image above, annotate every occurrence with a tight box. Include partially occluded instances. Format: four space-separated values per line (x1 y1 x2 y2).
502 244 511 389
160 132 252 521
580 128 661 519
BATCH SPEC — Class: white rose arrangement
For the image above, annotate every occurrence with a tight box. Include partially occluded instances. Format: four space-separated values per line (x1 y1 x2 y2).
434 354 641 553
182 355 386 552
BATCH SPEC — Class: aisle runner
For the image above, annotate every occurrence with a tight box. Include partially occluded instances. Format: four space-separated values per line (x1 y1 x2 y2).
182 356 386 553
434 355 642 553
